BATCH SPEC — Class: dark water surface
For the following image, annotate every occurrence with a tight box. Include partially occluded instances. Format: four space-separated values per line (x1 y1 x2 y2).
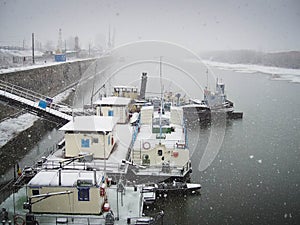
146 69 300 225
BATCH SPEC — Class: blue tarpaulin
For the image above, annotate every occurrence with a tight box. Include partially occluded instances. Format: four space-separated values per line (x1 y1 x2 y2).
38 100 47 109
54 54 66 62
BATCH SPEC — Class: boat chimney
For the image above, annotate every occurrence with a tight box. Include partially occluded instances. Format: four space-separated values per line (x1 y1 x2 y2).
58 168 62 186
139 72 147 100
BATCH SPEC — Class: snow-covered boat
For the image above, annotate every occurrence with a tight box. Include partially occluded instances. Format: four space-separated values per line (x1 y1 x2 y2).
130 100 192 182
183 79 243 122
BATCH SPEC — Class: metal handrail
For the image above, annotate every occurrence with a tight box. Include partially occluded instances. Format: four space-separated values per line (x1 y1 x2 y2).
0 80 88 117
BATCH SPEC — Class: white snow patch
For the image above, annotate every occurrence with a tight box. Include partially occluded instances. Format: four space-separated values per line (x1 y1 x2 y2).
0 114 37 147
0 57 95 74
202 60 300 84
0 87 73 148
284 213 292 219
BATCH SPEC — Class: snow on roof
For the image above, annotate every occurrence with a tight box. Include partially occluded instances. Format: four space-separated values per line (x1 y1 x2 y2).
59 116 118 132
182 104 209 109
93 96 131 106
141 105 153 111
28 170 103 187
0 49 44 57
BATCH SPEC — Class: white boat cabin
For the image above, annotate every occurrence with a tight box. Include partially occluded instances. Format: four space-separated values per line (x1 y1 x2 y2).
60 116 118 159
93 96 131 124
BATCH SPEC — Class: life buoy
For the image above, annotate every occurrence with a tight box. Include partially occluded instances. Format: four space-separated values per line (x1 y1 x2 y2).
143 142 151 150
14 215 26 225
173 151 179 158
102 202 110 212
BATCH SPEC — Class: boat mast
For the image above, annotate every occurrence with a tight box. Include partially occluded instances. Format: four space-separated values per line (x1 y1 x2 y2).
159 57 163 144
206 68 209 90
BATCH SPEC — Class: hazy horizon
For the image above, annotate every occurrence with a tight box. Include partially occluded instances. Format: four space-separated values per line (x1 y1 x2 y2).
1 0 299 53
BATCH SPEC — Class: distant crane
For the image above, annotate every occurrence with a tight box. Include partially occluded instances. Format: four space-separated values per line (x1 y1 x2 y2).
55 28 66 62
56 28 63 54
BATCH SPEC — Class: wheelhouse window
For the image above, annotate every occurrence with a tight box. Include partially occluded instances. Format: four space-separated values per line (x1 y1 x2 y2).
32 189 39 196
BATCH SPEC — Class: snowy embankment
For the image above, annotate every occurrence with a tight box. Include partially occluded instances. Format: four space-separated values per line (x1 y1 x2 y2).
203 60 300 84
0 89 73 148
0 57 95 74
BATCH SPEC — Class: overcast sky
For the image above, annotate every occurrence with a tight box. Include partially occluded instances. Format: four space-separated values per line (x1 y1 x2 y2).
0 0 299 52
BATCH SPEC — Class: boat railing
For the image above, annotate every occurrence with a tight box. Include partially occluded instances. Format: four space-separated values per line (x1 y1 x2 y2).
0 80 87 117
133 159 191 177
135 139 187 150
26 214 106 224
42 159 126 173
0 80 70 109
14 213 157 225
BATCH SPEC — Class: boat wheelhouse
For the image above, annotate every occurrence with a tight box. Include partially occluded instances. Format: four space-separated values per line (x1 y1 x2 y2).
131 103 192 180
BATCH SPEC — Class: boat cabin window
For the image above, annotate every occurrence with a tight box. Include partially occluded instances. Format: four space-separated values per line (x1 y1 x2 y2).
152 118 169 126
92 138 98 144
142 154 150 165
78 187 90 201
164 102 171 111
81 139 90 148
77 179 93 187
158 149 163 156
32 189 39 196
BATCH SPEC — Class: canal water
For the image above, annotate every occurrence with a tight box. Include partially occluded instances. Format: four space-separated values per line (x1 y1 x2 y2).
1 56 299 224
146 68 300 224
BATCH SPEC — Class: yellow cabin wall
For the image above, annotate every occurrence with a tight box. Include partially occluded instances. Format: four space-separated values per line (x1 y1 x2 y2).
65 132 114 159
28 186 104 214
139 145 189 167
101 106 128 123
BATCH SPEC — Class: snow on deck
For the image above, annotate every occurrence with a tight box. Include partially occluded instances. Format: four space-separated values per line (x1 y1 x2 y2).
107 185 143 220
